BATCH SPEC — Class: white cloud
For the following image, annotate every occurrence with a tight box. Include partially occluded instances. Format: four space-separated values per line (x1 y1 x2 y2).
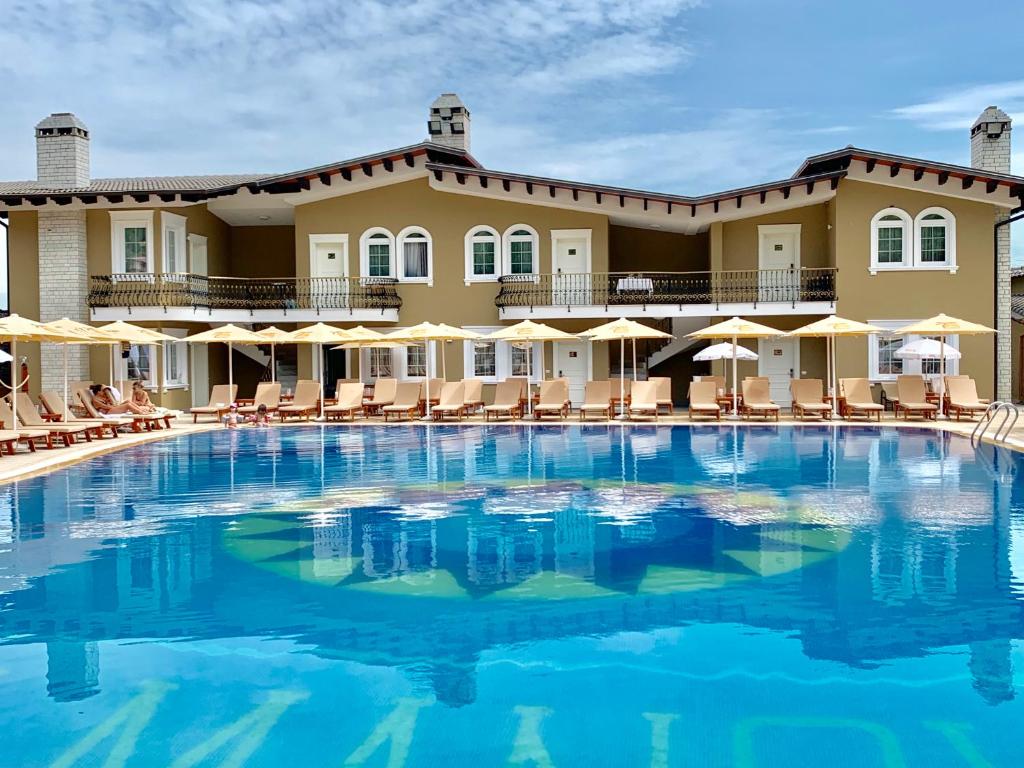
892 80 1024 132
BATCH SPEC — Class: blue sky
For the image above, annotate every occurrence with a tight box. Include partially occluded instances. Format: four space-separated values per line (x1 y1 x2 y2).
0 0 1021 289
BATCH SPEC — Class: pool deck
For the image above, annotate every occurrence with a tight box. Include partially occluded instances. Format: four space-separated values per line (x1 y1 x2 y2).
1 409 1019 485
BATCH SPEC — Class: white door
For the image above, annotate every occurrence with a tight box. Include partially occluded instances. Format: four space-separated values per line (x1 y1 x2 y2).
758 338 797 406
188 235 208 275
758 226 799 302
552 237 589 305
312 241 347 306
554 340 589 406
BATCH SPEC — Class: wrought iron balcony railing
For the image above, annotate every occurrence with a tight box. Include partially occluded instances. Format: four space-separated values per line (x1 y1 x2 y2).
494 268 837 309
88 274 402 314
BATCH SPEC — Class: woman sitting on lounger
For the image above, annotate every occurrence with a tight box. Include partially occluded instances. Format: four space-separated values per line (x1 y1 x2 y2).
90 384 149 415
130 381 158 413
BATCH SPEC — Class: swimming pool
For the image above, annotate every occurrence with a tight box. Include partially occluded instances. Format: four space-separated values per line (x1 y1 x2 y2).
0 425 1021 766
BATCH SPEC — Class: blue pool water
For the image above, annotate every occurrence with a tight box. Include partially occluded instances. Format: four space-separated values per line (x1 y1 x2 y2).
1 425 1023 766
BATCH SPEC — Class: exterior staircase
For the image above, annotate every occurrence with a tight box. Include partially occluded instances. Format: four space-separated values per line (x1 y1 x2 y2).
647 317 711 369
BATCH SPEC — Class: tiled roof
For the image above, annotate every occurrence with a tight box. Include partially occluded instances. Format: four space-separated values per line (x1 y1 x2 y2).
1013 294 1024 322
0 174 269 195
1011 266 1024 279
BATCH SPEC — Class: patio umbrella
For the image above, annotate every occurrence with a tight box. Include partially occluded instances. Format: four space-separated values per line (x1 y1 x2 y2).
42 318 114 422
787 316 884 417
487 320 576 416
184 324 264 402
687 317 783 416
386 322 482 418
254 326 293 383
95 320 178 390
0 314 68 437
581 318 673 419
891 314 997 416
692 342 758 399
286 323 352 419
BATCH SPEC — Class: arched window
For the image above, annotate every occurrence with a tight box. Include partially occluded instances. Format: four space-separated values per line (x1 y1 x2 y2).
396 226 433 283
869 208 911 273
359 228 395 278
464 226 500 282
914 207 956 270
503 224 539 275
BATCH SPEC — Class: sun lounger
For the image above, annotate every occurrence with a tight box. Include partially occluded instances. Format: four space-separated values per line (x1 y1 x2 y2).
627 381 659 420
39 391 122 438
74 388 148 432
699 375 726 394
324 383 365 421
237 382 281 417
895 375 937 420
648 377 673 415
484 380 523 421
579 380 613 421
0 399 61 449
839 378 883 421
278 379 321 421
507 377 530 410
363 378 397 416
687 380 721 421
740 378 780 421
189 384 238 423
534 380 569 420
0 430 26 455
462 379 484 414
382 382 423 422
790 379 832 420
945 377 988 421
10 393 95 445
432 382 467 421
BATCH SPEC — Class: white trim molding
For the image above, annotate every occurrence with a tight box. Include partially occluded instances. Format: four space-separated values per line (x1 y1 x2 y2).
867 318 960 381
502 223 539 275
464 226 501 284
913 206 957 273
160 212 187 274
757 223 802 270
161 327 189 390
869 208 912 274
187 233 208 275
109 209 154 274
396 225 433 285
359 227 396 278
550 228 593 275
309 233 350 278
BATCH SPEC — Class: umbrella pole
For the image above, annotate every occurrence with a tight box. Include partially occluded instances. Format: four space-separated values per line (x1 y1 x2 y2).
271 344 276 383
619 339 625 419
109 343 114 387
832 335 839 419
938 334 946 420
228 341 234 401
424 341 433 421
732 334 739 417
320 342 325 420
442 340 447 381
11 338 17 438
63 344 69 422
632 338 637 382
527 343 533 417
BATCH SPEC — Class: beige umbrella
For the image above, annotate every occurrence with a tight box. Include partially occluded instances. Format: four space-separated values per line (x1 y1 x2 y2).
185 324 264 400
687 317 784 415
386 322 482 417
95 320 179 389
42 318 116 422
254 327 293 383
787 316 885 417
580 318 673 417
286 323 353 419
891 314 997 415
487 320 576 416
0 315 70 437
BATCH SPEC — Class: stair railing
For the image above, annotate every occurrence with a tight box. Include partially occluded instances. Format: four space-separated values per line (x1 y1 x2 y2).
971 401 1020 446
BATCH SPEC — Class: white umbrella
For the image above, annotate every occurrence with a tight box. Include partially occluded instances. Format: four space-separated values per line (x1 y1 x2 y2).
692 342 758 398
0 350 11 364
687 318 783 416
894 338 961 361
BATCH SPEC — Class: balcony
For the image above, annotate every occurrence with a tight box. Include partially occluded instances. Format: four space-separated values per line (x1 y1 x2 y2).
494 268 837 319
88 273 401 323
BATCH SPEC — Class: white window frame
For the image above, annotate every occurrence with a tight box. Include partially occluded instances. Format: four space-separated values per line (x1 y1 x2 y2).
359 227 396 279
464 226 501 284
162 328 189 389
396 226 433 285
161 212 187 275
502 224 539 276
110 210 155 275
362 346 395 382
462 326 501 382
123 343 158 389
867 319 960 381
869 208 911 274
913 207 957 273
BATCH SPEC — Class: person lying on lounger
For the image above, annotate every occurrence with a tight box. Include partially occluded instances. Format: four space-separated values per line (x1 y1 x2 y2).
89 384 150 415
130 381 158 413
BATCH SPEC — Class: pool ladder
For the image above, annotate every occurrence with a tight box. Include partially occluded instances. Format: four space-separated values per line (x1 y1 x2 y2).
971 401 1020 446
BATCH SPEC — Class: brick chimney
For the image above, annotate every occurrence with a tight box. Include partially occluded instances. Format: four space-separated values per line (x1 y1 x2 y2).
427 94 471 152
35 112 90 188
971 106 1012 173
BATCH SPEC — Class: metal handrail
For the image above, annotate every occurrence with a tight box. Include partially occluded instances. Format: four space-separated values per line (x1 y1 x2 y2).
971 401 1020 445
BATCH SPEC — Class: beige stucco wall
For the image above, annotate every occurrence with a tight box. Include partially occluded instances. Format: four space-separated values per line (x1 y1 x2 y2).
6 212 43 394
719 202 832 271
609 226 708 272
230 225 295 277
832 179 998 397
293 177 611 381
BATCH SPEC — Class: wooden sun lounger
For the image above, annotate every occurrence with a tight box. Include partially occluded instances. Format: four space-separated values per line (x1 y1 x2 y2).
740 378 780 421
278 380 321 421
324 383 365 421
0 399 60 449
74 389 148 432
790 379 832 420
382 383 423 422
238 382 281 417
432 382 467 421
484 380 522 421
579 380 613 421
0 430 27 455
650 377 673 415
190 384 238 423
462 379 484 414
533 380 569 420
945 377 988 421
839 378 883 421
627 381 659 420
895 375 938 421
687 380 721 421
39 391 122 438
10 394 94 445
363 378 397 416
